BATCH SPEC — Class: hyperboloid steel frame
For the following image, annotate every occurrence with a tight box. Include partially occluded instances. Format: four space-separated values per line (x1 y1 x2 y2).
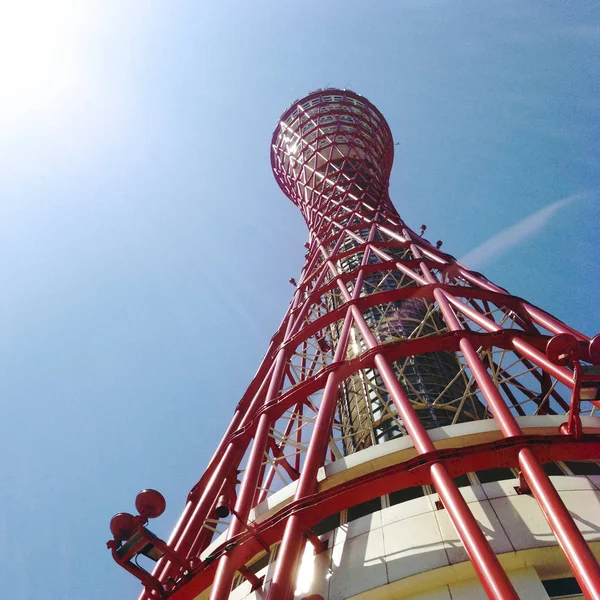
110 89 600 600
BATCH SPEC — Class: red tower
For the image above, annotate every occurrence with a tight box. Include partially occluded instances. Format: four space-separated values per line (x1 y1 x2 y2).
109 89 600 600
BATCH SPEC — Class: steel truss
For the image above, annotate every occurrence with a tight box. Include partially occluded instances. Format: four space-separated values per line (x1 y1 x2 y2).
117 89 600 600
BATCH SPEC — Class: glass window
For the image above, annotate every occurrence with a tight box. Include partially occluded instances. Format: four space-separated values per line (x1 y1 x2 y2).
542 577 583 598
542 462 565 476
389 486 425 506
312 512 341 535
475 468 515 484
565 461 600 476
454 474 471 487
347 497 382 522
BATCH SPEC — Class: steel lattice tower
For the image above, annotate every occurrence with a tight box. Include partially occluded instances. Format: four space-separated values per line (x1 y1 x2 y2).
109 89 600 600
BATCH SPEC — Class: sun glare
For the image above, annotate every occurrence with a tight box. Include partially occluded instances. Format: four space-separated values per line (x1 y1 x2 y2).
0 0 117 137
0 3 71 117
0 0 140 167
294 542 316 596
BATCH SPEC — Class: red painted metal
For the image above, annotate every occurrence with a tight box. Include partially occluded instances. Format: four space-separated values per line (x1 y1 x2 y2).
136 490 167 520
157 435 600 600
109 89 600 600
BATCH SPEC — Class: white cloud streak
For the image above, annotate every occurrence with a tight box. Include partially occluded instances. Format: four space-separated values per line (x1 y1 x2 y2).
459 192 589 269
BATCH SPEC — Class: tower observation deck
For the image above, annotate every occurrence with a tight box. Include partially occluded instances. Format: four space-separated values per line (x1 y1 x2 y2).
109 89 600 600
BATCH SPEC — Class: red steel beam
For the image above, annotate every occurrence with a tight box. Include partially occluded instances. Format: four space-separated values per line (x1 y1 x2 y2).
124 89 600 600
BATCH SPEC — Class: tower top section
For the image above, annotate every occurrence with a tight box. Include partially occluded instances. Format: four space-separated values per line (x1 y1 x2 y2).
271 88 394 211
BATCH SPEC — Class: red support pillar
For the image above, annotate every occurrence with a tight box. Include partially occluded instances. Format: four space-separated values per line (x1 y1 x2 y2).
113 88 600 600
431 286 600 599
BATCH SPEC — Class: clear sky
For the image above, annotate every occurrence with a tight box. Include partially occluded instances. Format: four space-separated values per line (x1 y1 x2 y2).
0 2 598 599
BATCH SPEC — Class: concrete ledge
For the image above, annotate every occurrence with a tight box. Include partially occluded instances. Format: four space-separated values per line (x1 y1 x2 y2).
202 416 600 563
248 416 600 523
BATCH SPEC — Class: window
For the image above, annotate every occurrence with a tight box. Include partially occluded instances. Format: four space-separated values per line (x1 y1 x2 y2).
312 512 341 535
374 415 403 443
360 121 373 133
542 462 565 476
389 486 425 506
475 468 515 484
565 461 600 476
347 497 382 522
542 577 583 599
454 474 471 487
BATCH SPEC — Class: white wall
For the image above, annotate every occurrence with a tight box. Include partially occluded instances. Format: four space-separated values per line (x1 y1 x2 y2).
228 476 600 600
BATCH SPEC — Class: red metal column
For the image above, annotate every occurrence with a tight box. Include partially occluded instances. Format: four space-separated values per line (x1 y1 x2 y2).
266 310 354 600
370 349 519 600
208 308 305 598
429 278 600 599
408 234 600 599
266 222 381 600
268 232 520 600
110 88 600 600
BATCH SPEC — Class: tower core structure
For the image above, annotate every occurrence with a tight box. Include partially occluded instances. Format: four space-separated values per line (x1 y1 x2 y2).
109 89 600 600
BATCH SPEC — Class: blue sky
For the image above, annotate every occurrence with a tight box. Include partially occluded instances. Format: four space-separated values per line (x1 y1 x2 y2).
0 2 598 599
